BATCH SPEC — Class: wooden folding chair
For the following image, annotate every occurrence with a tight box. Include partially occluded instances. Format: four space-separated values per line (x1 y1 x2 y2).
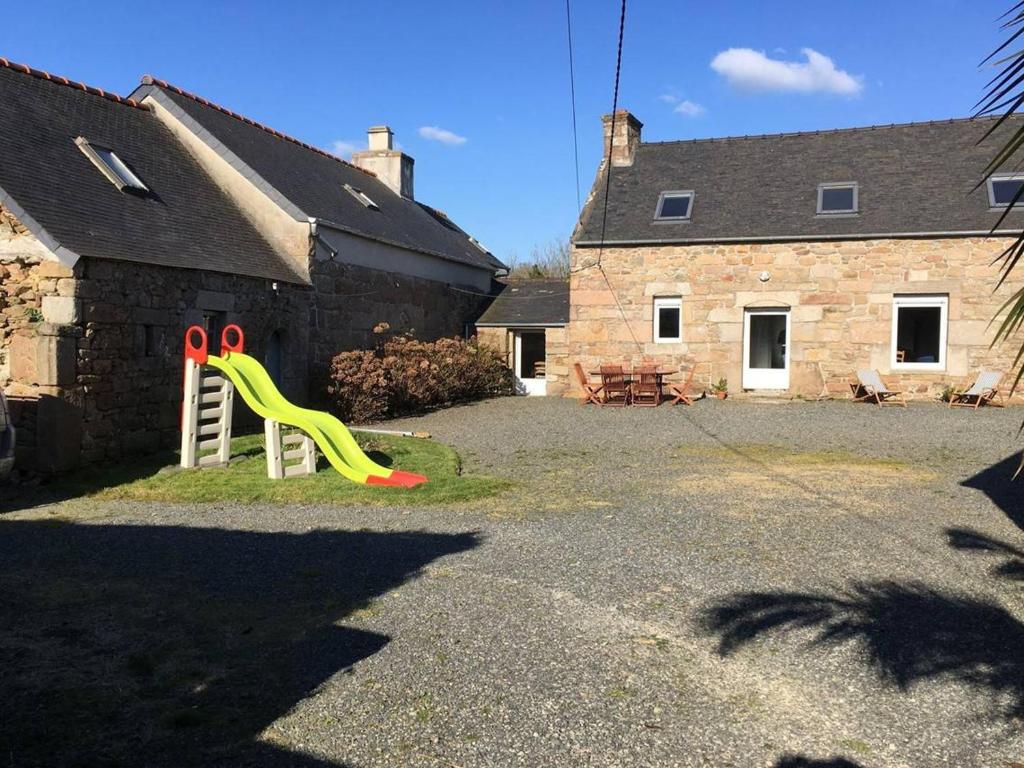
949 371 1005 409
632 365 662 406
599 365 631 406
850 369 907 408
667 365 698 406
573 362 603 405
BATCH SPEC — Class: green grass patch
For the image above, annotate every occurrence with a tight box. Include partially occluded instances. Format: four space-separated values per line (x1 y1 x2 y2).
673 443 909 470
39 432 510 507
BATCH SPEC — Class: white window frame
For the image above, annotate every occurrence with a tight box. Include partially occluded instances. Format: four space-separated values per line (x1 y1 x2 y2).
987 174 1024 209
891 294 948 372
653 296 682 343
654 191 694 221
816 182 858 215
75 137 148 192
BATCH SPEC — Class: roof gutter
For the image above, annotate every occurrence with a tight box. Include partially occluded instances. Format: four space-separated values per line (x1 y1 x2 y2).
574 229 1024 248
474 322 567 328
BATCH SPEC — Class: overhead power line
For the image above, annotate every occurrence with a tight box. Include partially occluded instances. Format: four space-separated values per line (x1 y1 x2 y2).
566 0 582 213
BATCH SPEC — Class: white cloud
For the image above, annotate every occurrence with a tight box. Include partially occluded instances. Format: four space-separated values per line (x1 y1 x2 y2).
328 139 363 159
418 125 467 145
710 47 863 95
674 100 706 117
659 92 706 117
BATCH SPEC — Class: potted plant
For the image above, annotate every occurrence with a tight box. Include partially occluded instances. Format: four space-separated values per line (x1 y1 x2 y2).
711 377 728 399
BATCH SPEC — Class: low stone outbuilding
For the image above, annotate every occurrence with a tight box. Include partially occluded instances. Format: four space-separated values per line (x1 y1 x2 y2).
475 279 569 396
0 60 503 471
569 110 1024 399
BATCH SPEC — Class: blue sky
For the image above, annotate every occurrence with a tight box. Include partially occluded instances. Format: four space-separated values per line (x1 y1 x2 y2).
0 1 1009 263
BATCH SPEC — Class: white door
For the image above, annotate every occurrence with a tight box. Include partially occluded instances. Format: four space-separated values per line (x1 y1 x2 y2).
742 309 790 390
513 331 547 396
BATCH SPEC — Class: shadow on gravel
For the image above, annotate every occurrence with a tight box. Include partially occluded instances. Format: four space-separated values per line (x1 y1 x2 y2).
699 580 1024 721
774 755 864 768
961 452 1024 531
947 527 1024 581
0 519 479 767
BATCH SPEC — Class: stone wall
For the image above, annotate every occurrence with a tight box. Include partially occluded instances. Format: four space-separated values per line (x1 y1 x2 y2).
71 258 311 464
568 237 1024 400
475 325 570 396
310 258 491 375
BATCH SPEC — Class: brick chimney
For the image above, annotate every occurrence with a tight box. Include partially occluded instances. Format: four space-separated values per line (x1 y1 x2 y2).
352 126 414 199
601 110 643 167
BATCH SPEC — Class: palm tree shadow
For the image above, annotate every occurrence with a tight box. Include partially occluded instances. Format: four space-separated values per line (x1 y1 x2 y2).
947 526 1024 582
960 452 1024 532
699 579 1024 721
0 519 480 767
774 756 864 768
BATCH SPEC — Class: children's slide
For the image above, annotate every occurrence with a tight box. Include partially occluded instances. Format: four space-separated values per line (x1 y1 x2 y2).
185 325 426 487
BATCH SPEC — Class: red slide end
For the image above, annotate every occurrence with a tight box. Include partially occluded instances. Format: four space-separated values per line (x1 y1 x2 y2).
365 471 428 488
388 470 428 487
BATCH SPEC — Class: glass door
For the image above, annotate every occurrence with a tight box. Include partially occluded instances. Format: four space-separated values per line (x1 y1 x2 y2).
742 309 790 390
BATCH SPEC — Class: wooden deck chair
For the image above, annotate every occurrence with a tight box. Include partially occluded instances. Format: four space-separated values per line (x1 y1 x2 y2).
667 365 698 406
851 369 907 408
573 362 603 405
949 370 1005 409
599 365 631 406
632 365 662 406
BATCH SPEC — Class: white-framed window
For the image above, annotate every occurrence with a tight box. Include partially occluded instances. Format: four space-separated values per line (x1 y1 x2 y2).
817 182 858 215
891 294 948 371
75 137 148 193
653 296 682 343
654 191 693 221
987 174 1024 208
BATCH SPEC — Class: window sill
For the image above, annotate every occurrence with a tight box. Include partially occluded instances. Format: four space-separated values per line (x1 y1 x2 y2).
891 364 946 373
815 212 859 219
654 339 683 344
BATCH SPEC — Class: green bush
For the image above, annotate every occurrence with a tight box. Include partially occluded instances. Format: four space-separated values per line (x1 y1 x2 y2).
328 331 513 423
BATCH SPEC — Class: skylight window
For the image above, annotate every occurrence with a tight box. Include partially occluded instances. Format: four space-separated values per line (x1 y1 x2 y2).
75 137 148 193
988 174 1024 208
344 183 378 210
654 191 693 221
817 182 858 214
468 236 491 254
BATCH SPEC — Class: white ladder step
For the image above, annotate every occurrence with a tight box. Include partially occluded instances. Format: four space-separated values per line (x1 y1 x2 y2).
199 407 223 421
198 422 222 436
198 453 225 467
284 464 311 478
200 375 227 388
198 438 222 451
199 390 224 405
283 448 308 461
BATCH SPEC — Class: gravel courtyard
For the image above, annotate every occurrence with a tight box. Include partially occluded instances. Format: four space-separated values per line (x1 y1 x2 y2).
4 397 1024 767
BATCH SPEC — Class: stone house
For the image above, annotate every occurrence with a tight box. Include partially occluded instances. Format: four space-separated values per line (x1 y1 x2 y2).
0 59 503 471
569 110 1024 399
474 279 569 396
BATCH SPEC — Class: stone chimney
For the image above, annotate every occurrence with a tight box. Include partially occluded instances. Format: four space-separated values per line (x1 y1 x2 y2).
351 126 414 199
601 110 643 167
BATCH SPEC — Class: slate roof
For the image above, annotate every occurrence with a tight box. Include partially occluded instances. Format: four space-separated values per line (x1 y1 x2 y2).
575 116 1024 246
476 279 569 327
0 61 303 283
134 78 505 273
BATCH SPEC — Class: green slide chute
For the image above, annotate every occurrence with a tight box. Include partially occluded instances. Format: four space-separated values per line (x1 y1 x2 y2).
206 351 426 487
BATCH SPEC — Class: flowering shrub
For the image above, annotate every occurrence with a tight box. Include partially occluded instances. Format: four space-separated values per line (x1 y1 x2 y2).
328 332 514 422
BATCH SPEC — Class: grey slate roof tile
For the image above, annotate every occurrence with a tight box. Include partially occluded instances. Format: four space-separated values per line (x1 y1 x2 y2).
0 65 304 284
476 279 569 326
144 83 505 273
576 117 1024 245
